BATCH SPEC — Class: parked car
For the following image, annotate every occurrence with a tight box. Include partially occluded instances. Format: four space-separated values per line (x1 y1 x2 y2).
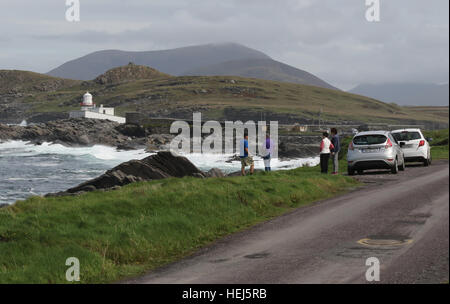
347 131 406 175
391 129 432 166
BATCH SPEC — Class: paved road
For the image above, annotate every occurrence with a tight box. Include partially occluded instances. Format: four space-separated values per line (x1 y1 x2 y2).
127 161 449 284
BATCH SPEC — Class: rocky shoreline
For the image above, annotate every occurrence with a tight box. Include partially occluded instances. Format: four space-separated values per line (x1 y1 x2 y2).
0 118 321 157
0 118 173 151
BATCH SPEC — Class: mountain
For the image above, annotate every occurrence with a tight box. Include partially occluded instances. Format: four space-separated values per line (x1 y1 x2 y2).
349 83 449 106
48 43 270 80
47 43 337 90
183 58 337 90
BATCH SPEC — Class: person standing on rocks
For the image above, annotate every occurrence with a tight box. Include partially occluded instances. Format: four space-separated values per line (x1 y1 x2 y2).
319 132 334 174
330 128 341 175
240 132 254 176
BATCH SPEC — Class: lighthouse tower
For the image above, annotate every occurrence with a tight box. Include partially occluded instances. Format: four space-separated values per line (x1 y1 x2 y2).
81 92 94 109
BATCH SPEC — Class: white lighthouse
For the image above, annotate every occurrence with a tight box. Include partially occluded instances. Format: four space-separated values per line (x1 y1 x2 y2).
82 92 93 107
69 92 126 124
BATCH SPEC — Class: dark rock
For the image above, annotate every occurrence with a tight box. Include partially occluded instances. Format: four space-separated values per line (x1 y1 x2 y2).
79 185 97 192
115 124 147 138
117 143 137 151
206 168 225 178
192 173 206 178
27 112 69 124
65 151 204 194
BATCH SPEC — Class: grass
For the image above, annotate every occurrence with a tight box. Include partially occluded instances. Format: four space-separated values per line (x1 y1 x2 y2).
0 167 358 284
424 129 449 160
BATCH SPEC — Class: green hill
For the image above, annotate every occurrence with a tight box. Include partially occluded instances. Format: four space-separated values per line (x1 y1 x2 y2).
93 63 171 85
0 66 448 127
0 70 81 94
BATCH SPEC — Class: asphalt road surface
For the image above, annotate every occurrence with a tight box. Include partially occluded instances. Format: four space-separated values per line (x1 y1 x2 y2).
127 160 449 284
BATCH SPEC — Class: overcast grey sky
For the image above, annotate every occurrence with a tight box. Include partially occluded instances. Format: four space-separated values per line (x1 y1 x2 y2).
0 0 448 89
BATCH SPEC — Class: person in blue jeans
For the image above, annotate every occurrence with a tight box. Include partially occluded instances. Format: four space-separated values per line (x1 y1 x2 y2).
330 128 341 175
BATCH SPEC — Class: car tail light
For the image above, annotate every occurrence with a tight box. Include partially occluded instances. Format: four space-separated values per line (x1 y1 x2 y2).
419 140 425 147
348 142 354 151
385 138 393 149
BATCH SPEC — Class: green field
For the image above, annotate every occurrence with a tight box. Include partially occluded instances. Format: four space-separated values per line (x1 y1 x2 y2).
0 167 358 283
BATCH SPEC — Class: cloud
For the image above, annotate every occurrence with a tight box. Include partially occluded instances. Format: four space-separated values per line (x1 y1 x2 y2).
0 0 448 89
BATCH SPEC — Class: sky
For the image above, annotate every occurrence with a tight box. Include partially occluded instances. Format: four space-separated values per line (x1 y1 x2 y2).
0 0 448 90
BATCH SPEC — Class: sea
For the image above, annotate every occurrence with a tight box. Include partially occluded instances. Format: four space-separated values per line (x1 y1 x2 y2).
0 140 319 205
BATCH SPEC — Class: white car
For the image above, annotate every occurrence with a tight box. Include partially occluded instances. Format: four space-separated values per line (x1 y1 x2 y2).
391 129 432 166
347 130 406 175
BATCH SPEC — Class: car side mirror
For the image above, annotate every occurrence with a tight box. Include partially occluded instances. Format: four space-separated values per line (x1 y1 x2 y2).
399 142 406 147
426 137 433 142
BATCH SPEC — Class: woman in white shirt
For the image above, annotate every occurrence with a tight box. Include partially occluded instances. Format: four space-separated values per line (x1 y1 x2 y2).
319 132 334 174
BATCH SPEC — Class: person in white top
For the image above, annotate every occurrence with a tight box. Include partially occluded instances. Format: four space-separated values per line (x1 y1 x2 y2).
319 132 334 174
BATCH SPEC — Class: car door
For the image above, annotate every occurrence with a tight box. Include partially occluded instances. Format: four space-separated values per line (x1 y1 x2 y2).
389 133 403 164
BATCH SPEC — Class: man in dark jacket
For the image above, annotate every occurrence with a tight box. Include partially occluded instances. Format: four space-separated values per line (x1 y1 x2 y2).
330 128 341 174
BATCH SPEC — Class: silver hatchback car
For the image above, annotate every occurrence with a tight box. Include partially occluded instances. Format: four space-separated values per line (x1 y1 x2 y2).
347 130 406 175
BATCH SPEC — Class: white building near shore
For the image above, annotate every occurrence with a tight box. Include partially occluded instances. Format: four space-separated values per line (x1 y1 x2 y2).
69 92 126 124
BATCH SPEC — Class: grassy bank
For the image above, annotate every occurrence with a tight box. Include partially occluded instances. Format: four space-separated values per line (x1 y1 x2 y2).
424 129 449 160
0 167 358 283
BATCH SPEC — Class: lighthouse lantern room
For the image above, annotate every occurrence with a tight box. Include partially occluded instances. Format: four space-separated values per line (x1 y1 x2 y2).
81 92 94 107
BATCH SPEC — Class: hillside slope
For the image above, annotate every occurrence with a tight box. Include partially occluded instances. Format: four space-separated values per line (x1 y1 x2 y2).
2 65 447 127
184 58 337 90
0 70 80 94
0 70 81 122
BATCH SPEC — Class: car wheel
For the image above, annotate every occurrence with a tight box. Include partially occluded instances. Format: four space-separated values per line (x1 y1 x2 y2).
391 160 399 174
399 157 405 171
424 156 430 167
348 168 355 176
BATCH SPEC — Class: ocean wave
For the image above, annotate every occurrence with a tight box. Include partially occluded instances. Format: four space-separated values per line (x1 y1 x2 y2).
0 140 151 161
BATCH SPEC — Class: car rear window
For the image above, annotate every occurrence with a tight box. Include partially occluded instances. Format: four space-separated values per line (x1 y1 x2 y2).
392 131 422 141
353 135 387 145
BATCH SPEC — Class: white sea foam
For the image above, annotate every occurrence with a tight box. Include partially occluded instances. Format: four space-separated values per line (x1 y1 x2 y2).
0 140 150 162
180 153 319 173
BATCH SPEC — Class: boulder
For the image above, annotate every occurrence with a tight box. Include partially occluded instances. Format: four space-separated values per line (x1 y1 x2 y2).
206 168 225 178
65 151 204 194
